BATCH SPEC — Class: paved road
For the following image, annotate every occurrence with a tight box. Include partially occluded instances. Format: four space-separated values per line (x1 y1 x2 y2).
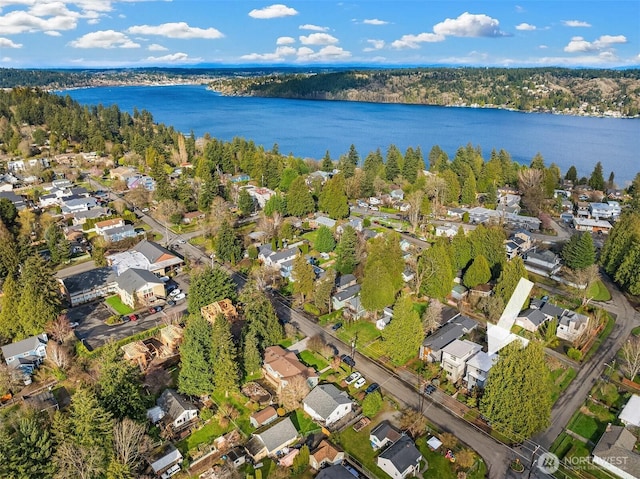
56 259 98 278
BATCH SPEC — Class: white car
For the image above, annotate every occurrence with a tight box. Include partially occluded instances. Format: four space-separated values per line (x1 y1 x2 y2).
354 377 367 389
69 322 79 329
169 288 181 297
173 292 186 301
159 276 170 283
345 372 362 385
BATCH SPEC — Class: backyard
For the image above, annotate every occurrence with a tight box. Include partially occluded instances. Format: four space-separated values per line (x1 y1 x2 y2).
104 295 134 315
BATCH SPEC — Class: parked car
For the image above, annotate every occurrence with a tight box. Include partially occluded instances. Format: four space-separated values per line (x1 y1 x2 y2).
148 306 162 314
129 314 139 322
340 354 356 367
365 383 380 394
169 288 181 297
166 284 178 293
345 372 361 385
424 384 436 395
166 300 176 306
159 276 170 283
173 292 186 301
120 315 131 323
69 321 79 329
331 322 343 331
354 377 367 389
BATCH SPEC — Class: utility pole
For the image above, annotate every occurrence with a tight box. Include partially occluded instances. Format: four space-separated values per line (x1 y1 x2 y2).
527 444 540 479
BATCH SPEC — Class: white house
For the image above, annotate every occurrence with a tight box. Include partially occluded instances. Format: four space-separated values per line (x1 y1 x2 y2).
573 217 612 234
147 444 183 479
156 389 198 431
523 249 562 276
303 384 352 426
556 310 589 343
377 436 423 479
435 224 459 238
1 333 48 380
619 395 640 428
370 420 402 450
464 351 497 389
376 308 394 330
440 340 482 383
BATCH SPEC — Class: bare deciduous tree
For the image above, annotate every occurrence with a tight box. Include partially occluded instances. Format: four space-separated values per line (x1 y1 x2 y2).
55 443 103 479
279 375 310 411
113 418 148 471
400 408 428 438
205 197 233 237
125 186 151 209
566 264 600 306
406 190 424 233
621 336 640 381
518 169 544 216
422 299 442 335
47 342 71 370
47 314 72 343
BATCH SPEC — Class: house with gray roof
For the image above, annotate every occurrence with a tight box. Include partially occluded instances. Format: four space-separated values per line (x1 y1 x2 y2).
0 190 26 210
441 339 482 383
1 333 48 378
146 443 183 479
303 384 352 426
377 435 423 479
524 249 562 276
312 215 337 229
370 420 402 450
157 389 198 432
245 416 299 461
419 315 477 362
516 308 549 332
592 425 640 479
332 284 361 311
114 268 165 308
464 351 498 390
58 266 117 306
316 464 356 479
335 273 357 290
557 310 589 343
102 224 140 243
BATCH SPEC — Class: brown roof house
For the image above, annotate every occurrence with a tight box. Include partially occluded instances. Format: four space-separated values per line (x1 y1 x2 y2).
262 345 319 393
250 406 279 429
310 440 344 470
201 299 238 323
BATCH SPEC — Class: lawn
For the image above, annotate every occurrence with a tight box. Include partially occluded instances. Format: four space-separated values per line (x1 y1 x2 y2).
583 314 615 362
291 410 321 436
302 230 319 245
178 419 227 454
336 321 381 347
298 350 329 371
104 295 134 315
567 413 606 442
333 418 388 478
588 280 611 302
550 366 577 404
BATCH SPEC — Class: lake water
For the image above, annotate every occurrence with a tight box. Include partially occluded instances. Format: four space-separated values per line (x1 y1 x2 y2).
62 84 639 184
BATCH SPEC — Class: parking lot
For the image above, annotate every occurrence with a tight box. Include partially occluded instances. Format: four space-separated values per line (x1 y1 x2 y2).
67 273 190 351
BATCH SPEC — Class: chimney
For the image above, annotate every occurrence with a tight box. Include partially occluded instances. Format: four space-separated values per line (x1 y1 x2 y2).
606 423 612 432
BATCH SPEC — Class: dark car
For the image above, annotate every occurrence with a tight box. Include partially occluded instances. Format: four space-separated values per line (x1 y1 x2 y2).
365 383 380 394
166 300 176 306
120 315 131 323
148 305 162 314
424 384 436 395
331 322 343 331
340 354 356 367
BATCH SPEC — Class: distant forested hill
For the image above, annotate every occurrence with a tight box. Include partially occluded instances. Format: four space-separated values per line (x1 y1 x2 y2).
209 68 640 117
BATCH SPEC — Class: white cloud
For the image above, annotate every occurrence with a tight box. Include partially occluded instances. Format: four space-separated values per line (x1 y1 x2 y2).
563 20 591 28
363 39 384 52
363 18 388 25
299 32 338 45
276 36 295 45
0 37 21 48
69 30 140 49
299 24 327 32
0 8 78 34
433 12 507 38
297 45 351 61
248 4 298 19
44 30 62 36
128 22 224 39
143 52 201 64
564 34 627 53
240 45 297 61
148 43 167 51
538 44 548 49
515 5 526 13
391 32 444 49
516 23 536 31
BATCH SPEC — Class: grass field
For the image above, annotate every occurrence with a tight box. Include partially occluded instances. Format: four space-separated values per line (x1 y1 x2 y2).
298 350 329 370
588 280 611 302
104 295 133 315
567 413 606 442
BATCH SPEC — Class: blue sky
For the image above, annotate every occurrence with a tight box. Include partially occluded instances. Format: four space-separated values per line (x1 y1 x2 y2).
0 1 638 68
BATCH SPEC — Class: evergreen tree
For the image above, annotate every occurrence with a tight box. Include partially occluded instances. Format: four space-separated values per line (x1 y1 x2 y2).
0 274 19 341
334 225 358 274
286 176 315 217
494 257 528 305
13 411 56 478
315 225 336 253
318 175 349 219
441 169 461 205
588 161 605 191
468 225 506 277
178 314 214 396
362 390 383 417
428 145 449 172
402 146 422 183
242 329 262 377
313 269 336 314
187 266 237 315
361 260 395 316
321 150 333 172
263 194 287 216
292 254 315 303
451 227 472 270
97 347 146 421
562 233 595 270
463 254 491 288
565 165 578 182
292 445 310 474
460 171 477 205
481 341 552 440
419 241 454 299
45 223 70 264
240 284 284 347
382 293 424 365
600 212 640 295
0 221 20 280
237 189 254 216
216 220 243 264
385 145 401 180
211 318 238 397
279 168 299 192
0 198 17 228
17 255 61 339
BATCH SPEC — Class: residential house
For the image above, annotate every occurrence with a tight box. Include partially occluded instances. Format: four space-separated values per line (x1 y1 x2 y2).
156 389 198 431
229 173 250 183
337 216 363 234
435 224 459 238
94 218 125 235
590 202 621 220
306 170 332 186
390 189 404 201
524 249 562 276
516 308 549 332
310 439 344 470
335 273 357 290
505 230 534 259
52 179 73 189
109 166 137 181
376 308 394 331
245 417 299 461
575 202 591 218
250 406 278 428
7 158 48 173
58 266 117 306
261 246 299 269
126 175 156 191
402 268 415 283
332 284 361 311
0 191 26 210
370 420 402 450
159 325 183 351
181 211 205 224
592 425 640 479
441 340 482 383
464 351 497 389
377 436 423 479
303 384 353 426
620 395 640 428
311 215 337 229
573 217 612 234
71 207 109 226
446 207 465 219
114 268 165 308
245 186 275 208
102 224 140 243
146 443 183 479
262 345 318 392
60 196 97 214
201 299 238 323
1 333 48 379
419 315 478 362
107 240 184 276
317 464 357 479
344 295 367 320
556 310 589 343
